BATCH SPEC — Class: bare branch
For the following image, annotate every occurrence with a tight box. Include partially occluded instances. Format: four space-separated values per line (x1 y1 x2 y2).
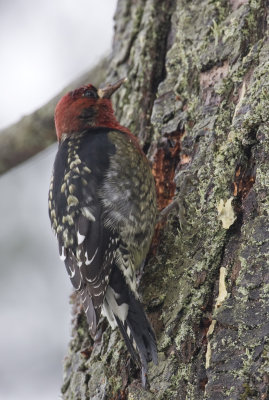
0 57 108 175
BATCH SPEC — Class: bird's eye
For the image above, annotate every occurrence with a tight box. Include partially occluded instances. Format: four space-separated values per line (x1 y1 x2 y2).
83 89 98 98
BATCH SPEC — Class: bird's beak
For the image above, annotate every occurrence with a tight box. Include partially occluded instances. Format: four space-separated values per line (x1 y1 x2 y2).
97 78 127 99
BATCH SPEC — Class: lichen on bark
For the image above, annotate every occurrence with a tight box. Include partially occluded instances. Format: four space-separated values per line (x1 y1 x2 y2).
60 0 269 399
3 0 266 398
59 0 269 398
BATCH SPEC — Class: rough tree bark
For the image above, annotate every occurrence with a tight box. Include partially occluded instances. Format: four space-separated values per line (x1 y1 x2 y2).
4 0 269 398
58 1 269 399
61 1 269 399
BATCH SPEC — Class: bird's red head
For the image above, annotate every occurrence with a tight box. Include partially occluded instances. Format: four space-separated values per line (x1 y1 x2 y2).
55 78 128 141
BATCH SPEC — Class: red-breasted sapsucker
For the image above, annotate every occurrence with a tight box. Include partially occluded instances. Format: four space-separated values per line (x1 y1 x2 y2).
48 78 158 386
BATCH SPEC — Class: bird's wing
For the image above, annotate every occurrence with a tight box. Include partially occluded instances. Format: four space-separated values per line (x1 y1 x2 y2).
64 210 117 336
49 129 117 336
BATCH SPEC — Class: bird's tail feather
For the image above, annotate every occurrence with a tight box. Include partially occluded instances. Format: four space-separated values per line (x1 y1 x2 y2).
105 265 158 387
115 289 158 387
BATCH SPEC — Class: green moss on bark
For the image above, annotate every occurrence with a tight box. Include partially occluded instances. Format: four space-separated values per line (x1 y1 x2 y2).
62 0 269 399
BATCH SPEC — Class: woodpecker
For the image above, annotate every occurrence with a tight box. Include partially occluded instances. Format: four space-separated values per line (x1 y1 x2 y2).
48 78 158 386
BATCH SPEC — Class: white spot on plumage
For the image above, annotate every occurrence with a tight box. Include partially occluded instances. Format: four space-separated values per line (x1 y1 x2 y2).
69 184 76 194
63 229 70 243
61 183 66 193
59 246 66 261
64 171 71 180
67 195 79 207
77 232 85 245
127 326 131 338
101 303 117 329
95 290 104 297
69 266 76 278
133 340 138 351
83 166 91 174
82 207 95 221
70 159 81 169
86 276 95 283
85 247 98 266
102 286 128 329
62 215 73 225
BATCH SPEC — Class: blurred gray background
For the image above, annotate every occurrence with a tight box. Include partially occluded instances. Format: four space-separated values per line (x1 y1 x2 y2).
0 1 117 399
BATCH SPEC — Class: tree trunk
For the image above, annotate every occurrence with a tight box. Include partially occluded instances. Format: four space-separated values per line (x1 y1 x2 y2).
6 0 268 398
61 1 269 399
